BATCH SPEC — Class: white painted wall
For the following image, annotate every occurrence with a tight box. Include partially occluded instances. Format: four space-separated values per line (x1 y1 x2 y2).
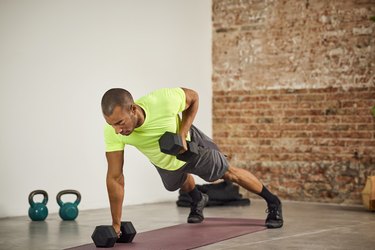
0 0 212 218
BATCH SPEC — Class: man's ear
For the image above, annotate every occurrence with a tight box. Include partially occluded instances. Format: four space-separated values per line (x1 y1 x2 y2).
130 104 137 115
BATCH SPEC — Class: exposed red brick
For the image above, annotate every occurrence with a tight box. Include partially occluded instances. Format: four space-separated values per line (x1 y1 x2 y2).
212 87 375 204
212 0 375 204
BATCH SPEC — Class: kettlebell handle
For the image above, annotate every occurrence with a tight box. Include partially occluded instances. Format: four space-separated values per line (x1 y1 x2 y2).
28 190 48 207
56 189 81 207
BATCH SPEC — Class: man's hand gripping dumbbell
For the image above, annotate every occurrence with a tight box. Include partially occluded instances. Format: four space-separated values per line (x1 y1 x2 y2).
158 132 199 161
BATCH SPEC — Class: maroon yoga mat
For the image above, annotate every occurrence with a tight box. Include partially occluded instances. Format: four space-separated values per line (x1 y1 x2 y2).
66 217 266 250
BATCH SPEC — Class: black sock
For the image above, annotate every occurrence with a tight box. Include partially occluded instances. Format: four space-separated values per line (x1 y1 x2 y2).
188 187 202 204
258 185 280 205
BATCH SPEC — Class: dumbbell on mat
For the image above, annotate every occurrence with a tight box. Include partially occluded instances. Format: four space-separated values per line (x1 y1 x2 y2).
159 132 199 162
92 221 136 248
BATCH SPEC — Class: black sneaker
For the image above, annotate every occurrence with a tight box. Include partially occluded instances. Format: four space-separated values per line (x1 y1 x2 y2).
265 200 283 228
187 193 209 223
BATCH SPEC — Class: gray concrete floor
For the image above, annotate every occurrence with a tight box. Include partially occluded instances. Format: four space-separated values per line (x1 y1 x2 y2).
0 199 374 250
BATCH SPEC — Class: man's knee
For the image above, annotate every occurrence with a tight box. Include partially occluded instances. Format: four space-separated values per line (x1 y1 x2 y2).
159 172 187 192
163 184 180 192
222 166 239 183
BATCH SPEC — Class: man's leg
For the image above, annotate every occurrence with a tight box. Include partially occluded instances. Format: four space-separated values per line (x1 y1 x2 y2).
185 125 283 228
222 165 283 228
180 174 196 192
180 174 209 223
154 164 209 224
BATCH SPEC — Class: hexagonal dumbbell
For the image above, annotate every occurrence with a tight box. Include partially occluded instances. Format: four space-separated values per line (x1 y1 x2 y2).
91 221 136 248
158 131 199 162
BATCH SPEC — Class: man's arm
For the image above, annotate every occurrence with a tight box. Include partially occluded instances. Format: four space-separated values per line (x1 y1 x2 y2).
106 150 125 235
179 88 199 150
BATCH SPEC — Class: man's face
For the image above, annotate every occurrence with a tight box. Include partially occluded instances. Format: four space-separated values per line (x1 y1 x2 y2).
104 105 137 136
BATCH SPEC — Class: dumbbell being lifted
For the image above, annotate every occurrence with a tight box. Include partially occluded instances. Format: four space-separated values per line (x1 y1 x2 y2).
158 131 199 162
91 221 136 248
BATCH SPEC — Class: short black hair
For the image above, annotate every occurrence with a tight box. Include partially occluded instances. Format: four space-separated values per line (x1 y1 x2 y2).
101 88 134 116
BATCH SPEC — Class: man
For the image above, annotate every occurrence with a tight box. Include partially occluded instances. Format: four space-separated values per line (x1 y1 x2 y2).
101 87 283 236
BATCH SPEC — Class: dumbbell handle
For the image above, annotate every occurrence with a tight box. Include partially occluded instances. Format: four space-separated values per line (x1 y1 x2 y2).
117 221 137 243
177 141 199 162
180 141 195 154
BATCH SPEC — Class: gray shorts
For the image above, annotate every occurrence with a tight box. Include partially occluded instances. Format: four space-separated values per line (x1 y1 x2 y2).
155 125 229 191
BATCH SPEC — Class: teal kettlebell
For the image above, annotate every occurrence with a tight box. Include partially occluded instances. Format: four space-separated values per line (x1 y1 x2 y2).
57 189 81 221
28 190 49 221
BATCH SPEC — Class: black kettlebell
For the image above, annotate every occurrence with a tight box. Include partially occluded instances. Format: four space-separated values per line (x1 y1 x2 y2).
28 190 49 221
56 189 81 221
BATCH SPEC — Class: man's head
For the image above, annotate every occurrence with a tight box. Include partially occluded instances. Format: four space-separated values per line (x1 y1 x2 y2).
101 88 138 136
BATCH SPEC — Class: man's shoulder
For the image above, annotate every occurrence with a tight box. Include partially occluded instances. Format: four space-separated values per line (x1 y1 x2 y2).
136 87 184 103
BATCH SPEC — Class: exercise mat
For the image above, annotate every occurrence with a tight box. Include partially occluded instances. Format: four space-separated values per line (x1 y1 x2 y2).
67 217 266 250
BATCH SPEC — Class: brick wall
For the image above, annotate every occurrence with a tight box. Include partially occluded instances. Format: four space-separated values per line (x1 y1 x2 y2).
212 0 375 204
